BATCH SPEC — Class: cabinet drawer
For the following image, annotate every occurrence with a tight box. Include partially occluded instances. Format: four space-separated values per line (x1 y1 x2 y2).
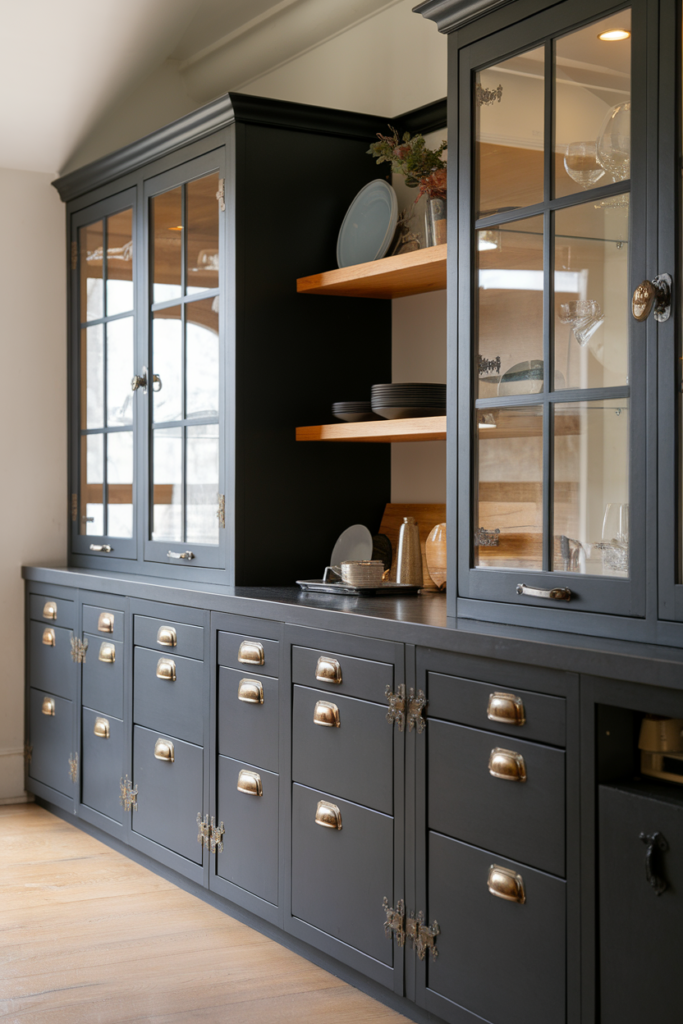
29 593 75 629
133 647 204 746
292 646 393 702
218 631 279 675
218 667 278 773
216 756 279 906
428 832 566 1024
82 634 123 719
132 725 203 864
427 671 565 747
83 604 124 642
292 686 392 814
429 720 565 876
134 615 203 661
291 783 394 966
81 708 124 823
28 688 73 797
28 620 76 701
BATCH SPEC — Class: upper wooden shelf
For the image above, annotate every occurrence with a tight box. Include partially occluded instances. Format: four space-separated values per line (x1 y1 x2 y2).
296 416 447 443
296 244 447 299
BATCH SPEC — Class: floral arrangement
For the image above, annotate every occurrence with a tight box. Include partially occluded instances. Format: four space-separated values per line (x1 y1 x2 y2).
367 126 447 200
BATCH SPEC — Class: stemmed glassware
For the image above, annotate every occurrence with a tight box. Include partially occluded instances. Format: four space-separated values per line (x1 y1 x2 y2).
564 142 605 189
601 502 629 573
558 300 605 347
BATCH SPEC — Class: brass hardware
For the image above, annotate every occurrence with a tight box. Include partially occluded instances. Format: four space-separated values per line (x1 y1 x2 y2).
238 679 264 704
152 373 162 392
216 177 226 212
97 612 114 633
488 865 526 903
70 637 88 663
71 493 78 522
408 688 427 733
70 240 78 270
98 642 116 664
41 696 55 716
42 601 57 620
210 818 225 853
315 656 342 685
315 800 342 829
24 743 32 764
68 753 78 783
197 813 225 853
382 897 406 946
385 684 406 730
197 813 211 849
156 626 177 647
167 549 195 560
94 717 110 739
217 494 225 529
156 657 176 682
489 747 527 782
407 911 440 961
154 738 175 762
42 628 55 647
516 583 572 601
487 691 526 726
120 775 138 812
131 368 148 392
632 273 672 322
89 544 113 552
313 700 340 727
237 769 263 796
238 640 264 666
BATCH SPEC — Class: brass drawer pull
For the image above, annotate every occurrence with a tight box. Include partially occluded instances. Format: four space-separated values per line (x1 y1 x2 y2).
154 738 174 762
238 640 264 665
42 601 57 620
315 656 342 685
41 696 55 716
97 612 114 633
516 583 571 602
94 717 110 739
42 628 55 647
167 550 195 560
156 658 176 681
488 865 526 904
489 748 527 782
238 679 264 704
157 626 177 647
313 700 340 727
237 769 263 796
315 800 342 830
487 692 526 726
98 643 116 664
89 544 113 553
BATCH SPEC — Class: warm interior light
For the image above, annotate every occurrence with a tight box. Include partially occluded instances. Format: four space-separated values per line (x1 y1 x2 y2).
598 29 630 40
169 225 183 231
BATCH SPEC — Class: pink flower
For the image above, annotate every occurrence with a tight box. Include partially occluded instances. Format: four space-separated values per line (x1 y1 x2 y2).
417 168 447 201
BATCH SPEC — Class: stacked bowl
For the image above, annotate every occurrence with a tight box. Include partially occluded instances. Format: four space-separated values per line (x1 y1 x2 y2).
332 401 376 422
371 383 447 420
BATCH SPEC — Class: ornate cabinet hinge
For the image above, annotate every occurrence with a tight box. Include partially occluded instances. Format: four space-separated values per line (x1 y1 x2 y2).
407 911 440 961
385 684 406 730
382 897 406 946
70 240 78 270
217 494 225 529
407 688 427 733
120 776 138 812
68 753 78 783
197 813 225 853
70 636 88 664
216 178 226 212
24 744 32 764
71 493 78 522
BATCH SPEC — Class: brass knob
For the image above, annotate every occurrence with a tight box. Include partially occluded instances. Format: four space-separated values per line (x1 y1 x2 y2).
98 643 116 664
131 370 147 391
487 692 525 726
42 628 55 647
89 544 113 552
154 738 174 762
632 274 672 322
315 800 342 829
156 626 177 647
237 769 263 796
488 865 526 904
93 717 110 739
315 656 342 685
156 658 176 681
313 700 340 727
41 696 55 716
488 748 527 782
42 601 57 620
238 640 264 665
238 679 264 704
97 612 114 633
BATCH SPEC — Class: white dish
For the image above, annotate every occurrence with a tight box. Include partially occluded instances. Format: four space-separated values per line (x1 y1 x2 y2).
330 524 373 566
336 180 398 269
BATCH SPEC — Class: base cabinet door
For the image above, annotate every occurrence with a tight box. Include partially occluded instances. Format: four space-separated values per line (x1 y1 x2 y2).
81 709 124 824
29 621 77 701
216 756 278 905
28 688 74 797
82 635 123 719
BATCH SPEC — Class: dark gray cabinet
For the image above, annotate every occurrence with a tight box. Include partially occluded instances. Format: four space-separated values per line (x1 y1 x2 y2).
28 620 76 702
81 708 124 823
216 755 279 906
133 646 203 746
82 633 123 719
27 688 74 798
217 667 278 773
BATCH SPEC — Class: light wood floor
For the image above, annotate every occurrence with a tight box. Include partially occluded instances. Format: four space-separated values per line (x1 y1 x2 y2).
0 804 409 1023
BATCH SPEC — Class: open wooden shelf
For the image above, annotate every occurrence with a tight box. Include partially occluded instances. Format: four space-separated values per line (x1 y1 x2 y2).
296 244 447 299
296 416 447 443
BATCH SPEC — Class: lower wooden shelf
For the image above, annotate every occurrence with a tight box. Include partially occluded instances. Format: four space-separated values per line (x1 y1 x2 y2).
295 416 447 443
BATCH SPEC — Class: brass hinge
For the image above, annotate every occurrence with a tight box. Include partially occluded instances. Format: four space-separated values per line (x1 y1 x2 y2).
68 753 78 783
120 775 138 812
382 897 406 946
217 494 225 529
407 911 440 961
24 744 32 764
407 688 427 733
71 493 78 522
70 240 78 271
70 636 88 664
216 178 226 212
197 813 224 853
385 684 406 731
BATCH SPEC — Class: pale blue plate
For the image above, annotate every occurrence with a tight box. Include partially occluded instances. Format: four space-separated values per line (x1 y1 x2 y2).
336 180 398 268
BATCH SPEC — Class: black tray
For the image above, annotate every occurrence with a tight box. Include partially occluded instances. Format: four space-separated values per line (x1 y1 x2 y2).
296 579 421 596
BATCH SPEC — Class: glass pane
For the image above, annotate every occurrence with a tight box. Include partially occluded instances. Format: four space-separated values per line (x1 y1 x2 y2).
152 187 182 304
106 208 134 315
152 427 182 542
553 399 629 575
554 198 629 390
187 173 219 296
79 221 104 322
475 406 543 569
107 431 133 538
477 216 544 398
475 47 545 218
186 298 219 418
555 12 631 198
81 325 104 429
107 317 134 425
153 308 183 423
186 424 219 546
80 433 104 536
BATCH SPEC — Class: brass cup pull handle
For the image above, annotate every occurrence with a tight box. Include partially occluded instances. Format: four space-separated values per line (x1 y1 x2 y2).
156 658 176 681
488 865 526 904
315 656 342 685
237 769 263 796
315 800 342 830
42 628 55 647
156 626 177 647
93 717 110 739
487 691 526 726
238 640 264 666
41 696 55 716
42 601 57 620
98 643 116 664
516 583 571 602
489 748 527 782
97 612 114 633
89 544 113 553
313 700 340 727
154 738 174 762
238 679 264 704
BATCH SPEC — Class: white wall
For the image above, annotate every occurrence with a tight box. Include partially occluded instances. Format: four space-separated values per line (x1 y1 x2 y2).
0 169 66 801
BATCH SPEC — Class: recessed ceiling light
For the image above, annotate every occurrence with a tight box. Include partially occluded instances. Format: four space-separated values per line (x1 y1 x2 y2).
598 29 630 41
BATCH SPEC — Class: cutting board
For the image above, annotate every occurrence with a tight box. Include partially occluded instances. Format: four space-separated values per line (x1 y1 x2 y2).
378 503 446 589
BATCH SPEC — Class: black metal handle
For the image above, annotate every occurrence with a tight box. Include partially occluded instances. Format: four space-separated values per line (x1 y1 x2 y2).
639 831 669 895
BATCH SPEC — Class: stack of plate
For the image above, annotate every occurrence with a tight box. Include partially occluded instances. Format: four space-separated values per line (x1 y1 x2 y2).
371 383 447 420
332 401 375 423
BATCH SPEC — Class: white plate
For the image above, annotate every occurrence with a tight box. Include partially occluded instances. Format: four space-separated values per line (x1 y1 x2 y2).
336 180 398 269
330 524 373 566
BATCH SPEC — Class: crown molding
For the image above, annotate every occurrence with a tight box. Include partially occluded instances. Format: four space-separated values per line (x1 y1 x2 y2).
413 0 515 33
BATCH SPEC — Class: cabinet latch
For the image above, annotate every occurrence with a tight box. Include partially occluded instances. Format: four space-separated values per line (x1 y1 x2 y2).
70 637 88 664
120 775 138 812
382 897 406 946
407 911 440 961
197 813 225 854
217 494 225 529
385 684 406 730
68 753 78 784
407 688 427 733
216 178 226 212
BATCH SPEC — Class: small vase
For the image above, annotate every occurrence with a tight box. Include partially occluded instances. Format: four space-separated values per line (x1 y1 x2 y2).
396 517 423 586
425 196 447 247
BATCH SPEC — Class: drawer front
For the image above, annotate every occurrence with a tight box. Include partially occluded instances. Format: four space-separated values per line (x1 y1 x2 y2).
133 647 204 746
132 725 203 863
82 634 123 720
83 604 124 642
428 671 565 747
134 615 204 661
216 756 279 906
218 668 278 773
218 631 279 675
292 646 393 703
29 620 76 702
291 783 394 966
29 593 75 628
292 686 393 814
429 720 565 876
81 708 124 823
428 832 566 1024
28 688 73 796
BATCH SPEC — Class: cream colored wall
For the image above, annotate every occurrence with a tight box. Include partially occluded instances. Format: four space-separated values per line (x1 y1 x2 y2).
0 168 66 802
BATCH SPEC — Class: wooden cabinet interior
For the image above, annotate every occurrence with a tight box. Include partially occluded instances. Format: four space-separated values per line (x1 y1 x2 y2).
296 244 446 299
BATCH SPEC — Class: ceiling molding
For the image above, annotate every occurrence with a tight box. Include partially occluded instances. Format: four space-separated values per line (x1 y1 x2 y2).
413 0 515 33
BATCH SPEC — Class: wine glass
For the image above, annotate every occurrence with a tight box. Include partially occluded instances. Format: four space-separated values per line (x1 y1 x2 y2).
564 142 606 189
601 502 629 573
597 102 631 182
558 300 604 347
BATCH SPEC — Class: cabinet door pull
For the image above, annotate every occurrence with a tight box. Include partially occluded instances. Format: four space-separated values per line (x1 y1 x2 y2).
238 679 264 704
42 628 55 647
238 640 264 665
639 831 669 895
488 865 526 904
315 656 342 685
131 368 147 391
41 696 55 716
313 700 340 727
487 691 526 726
97 612 114 633
156 626 177 647
516 583 571 601
42 601 57 620
167 550 195 561
489 748 527 782
98 642 116 664
93 717 110 739
89 544 113 553
237 769 263 796
154 738 174 762
156 658 176 681
315 800 342 829
632 274 672 322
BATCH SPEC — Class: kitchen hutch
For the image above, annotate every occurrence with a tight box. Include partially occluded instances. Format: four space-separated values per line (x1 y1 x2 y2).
22 1 683 1022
